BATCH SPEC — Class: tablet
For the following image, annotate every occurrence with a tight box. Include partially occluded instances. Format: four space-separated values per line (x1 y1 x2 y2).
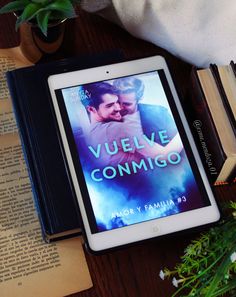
48 55 220 252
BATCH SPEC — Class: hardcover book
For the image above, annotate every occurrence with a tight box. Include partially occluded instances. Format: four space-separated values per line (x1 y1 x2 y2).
6 51 124 241
230 60 236 77
210 63 236 133
0 47 92 297
188 67 236 185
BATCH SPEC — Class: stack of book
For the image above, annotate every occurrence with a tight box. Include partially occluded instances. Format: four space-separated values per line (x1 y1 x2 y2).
5 53 235 246
189 62 236 185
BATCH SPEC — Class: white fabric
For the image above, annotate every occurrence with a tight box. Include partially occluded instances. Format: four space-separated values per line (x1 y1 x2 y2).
81 0 236 67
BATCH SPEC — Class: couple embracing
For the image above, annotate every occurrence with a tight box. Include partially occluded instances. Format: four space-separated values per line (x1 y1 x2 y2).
82 76 183 168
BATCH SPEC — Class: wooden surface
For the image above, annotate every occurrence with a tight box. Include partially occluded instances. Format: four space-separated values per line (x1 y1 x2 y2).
0 5 235 297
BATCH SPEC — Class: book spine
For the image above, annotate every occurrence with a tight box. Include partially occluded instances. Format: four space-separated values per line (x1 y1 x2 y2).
186 68 226 185
230 61 236 77
210 64 236 135
6 71 51 240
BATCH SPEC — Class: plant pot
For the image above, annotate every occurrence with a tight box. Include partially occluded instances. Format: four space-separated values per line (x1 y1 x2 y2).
18 18 67 63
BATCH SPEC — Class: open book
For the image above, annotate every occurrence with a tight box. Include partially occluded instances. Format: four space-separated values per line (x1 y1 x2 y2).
0 47 92 297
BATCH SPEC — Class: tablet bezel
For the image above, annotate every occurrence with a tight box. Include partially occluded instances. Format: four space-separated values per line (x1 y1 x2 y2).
48 56 220 252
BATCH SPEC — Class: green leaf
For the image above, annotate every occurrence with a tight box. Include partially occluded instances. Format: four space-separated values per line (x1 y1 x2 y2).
46 0 77 18
15 3 42 30
36 10 51 36
15 14 22 31
21 3 42 21
0 0 29 14
211 278 236 297
205 247 235 297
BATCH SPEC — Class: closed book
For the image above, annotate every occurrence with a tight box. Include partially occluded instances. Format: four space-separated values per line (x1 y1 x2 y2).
187 68 236 185
230 60 236 77
210 63 236 134
6 51 124 241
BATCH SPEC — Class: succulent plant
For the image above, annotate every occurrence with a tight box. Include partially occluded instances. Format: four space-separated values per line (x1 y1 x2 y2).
0 0 81 36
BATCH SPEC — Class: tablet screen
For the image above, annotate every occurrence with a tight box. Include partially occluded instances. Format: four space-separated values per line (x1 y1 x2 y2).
54 70 211 234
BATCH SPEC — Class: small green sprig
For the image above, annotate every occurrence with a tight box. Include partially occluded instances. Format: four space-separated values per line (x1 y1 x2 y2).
0 0 81 36
159 201 236 297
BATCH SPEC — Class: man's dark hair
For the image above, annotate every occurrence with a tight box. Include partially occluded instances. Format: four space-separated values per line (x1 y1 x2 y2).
82 82 118 109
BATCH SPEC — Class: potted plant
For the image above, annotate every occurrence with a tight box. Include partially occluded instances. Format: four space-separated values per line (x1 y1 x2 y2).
0 0 81 62
0 0 80 36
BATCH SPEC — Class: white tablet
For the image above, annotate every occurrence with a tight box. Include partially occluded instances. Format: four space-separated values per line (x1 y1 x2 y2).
48 55 220 252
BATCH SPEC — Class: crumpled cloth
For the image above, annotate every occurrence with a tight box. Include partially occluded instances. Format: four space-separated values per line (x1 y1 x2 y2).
81 0 236 67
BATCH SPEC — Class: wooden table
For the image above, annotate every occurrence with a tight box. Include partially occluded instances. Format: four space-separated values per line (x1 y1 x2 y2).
0 7 235 297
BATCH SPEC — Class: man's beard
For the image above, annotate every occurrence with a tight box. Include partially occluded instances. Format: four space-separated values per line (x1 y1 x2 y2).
120 109 127 116
104 114 123 122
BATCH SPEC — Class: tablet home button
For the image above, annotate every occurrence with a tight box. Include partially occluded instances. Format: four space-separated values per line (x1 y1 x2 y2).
152 225 160 234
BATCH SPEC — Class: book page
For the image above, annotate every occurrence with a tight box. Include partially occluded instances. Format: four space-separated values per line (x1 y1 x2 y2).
0 100 17 135
0 47 31 100
0 48 92 297
0 48 31 135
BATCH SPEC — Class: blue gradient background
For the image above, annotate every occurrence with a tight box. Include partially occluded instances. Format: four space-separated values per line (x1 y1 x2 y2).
61 71 206 232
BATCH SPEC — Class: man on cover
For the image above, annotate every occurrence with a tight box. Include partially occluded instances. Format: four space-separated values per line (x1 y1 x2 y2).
82 81 183 167
81 81 185 230
82 82 143 167
113 76 178 145
113 76 197 211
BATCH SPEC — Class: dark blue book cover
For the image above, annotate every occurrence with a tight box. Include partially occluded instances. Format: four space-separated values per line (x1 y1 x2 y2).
6 50 124 241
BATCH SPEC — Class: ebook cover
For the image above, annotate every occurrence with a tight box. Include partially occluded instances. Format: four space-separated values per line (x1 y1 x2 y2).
56 70 210 234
